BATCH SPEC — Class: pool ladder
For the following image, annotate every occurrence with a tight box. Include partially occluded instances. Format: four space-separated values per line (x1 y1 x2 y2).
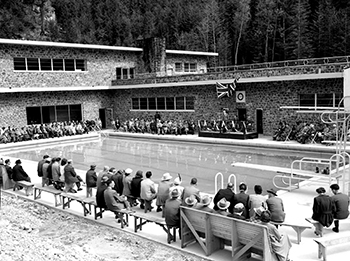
273 154 349 192
214 172 237 194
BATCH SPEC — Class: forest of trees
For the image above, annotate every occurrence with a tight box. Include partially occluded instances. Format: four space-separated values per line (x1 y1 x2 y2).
1 0 350 67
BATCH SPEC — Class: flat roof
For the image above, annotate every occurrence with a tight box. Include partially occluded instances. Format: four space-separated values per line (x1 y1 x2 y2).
0 38 218 56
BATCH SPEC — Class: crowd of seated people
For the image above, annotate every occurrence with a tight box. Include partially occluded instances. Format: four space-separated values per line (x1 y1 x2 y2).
113 117 255 135
198 119 254 133
113 118 197 135
273 120 338 144
0 119 102 144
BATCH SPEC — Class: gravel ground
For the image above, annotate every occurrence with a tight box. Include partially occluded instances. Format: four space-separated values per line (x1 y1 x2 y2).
0 194 205 261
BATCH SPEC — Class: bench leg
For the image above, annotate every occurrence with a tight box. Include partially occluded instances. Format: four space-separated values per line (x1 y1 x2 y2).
318 244 327 261
291 226 308 244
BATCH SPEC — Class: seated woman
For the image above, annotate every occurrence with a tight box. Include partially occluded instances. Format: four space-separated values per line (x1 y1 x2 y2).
258 210 292 261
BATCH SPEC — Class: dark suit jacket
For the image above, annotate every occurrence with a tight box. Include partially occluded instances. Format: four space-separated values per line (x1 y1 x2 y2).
266 196 286 223
64 164 79 184
12 164 30 182
86 169 97 188
312 194 334 227
332 193 350 220
213 188 235 212
234 192 250 218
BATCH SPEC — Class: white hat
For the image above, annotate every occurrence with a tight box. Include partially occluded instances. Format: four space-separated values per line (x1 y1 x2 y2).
161 173 172 181
174 177 182 185
125 168 133 175
217 198 230 210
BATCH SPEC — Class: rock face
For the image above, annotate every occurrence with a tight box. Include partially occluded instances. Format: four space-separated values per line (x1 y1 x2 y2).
0 194 202 261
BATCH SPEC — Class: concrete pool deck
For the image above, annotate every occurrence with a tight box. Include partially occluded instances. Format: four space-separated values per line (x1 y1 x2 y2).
1 131 350 261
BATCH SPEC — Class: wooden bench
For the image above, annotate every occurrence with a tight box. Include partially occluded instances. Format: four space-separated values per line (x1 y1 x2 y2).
314 231 350 261
271 221 312 244
34 185 62 207
13 181 34 196
131 211 178 243
180 206 275 260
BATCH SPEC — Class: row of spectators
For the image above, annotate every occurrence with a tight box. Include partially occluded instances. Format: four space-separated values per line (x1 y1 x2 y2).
112 118 197 135
0 119 102 144
112 118 254 135
273 121 338 144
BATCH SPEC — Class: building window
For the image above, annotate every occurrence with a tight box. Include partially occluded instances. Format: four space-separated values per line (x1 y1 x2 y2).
131 97 195 111
14 57 86 72
299 93 343 108
13 57 26 70
26 104 82 124
116 67 136 79
175 63 182 72
184 63 197 72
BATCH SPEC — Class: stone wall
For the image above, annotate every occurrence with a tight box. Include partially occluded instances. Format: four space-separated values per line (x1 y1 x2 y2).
113 78 343 135
0 44 141 89
0 91 112 127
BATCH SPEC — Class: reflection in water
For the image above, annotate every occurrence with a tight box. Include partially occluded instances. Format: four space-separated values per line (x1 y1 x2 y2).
4 137 331 194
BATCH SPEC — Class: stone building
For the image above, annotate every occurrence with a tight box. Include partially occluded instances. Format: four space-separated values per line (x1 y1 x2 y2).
0 38 347 135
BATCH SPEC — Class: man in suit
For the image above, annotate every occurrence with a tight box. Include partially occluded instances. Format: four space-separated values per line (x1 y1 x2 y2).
86 164 98 197
63 159 80 193
234 183 250 218
311 187 334 236
330 184 349 233
12 159 31 182
181 178 200 206
213 182 235 213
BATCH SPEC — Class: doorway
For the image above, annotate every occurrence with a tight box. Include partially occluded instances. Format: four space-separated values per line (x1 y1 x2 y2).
237 108 247 122
256 109 263 134
99 108 106 129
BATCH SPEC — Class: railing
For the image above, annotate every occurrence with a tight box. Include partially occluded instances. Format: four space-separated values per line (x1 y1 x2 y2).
207 55 350 73
112 55 350 86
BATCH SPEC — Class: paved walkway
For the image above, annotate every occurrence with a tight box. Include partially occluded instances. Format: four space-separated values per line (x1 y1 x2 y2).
1 132 350 261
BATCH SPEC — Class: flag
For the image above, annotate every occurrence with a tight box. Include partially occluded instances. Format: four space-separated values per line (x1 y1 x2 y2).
216 76 240 99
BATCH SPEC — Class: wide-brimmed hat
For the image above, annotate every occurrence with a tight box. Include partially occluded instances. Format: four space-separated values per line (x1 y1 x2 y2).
254 206 266 217
267 188 278 196
174 177 182 185
185 195 197 206
161 172 172 181
234 203 245 212
217 198 230 210
170 189 180 198
125 168 133 175
200 195 212 206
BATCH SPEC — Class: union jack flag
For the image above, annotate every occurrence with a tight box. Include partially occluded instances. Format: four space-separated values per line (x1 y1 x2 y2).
216 77 239 99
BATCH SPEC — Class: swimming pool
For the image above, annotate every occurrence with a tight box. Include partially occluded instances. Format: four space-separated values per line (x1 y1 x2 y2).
4 136 332 194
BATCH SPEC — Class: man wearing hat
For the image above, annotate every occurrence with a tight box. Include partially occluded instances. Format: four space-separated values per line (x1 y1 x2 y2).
228 203 246 220
330 184 349 233
311 187 334 237
184 195 198 207
216 198 230 216
122 168 134 205
194 195 213 213
86 164 98 197
169 175 184 200
213 182 235 212
266 188 285 223
156 172 173 213
164 189 181 244
12 159 31 183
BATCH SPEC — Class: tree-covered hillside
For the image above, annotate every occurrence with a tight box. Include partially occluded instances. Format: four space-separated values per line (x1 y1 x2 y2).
1 0 350 66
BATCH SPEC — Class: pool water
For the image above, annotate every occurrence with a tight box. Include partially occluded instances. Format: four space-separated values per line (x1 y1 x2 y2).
4 137 332 194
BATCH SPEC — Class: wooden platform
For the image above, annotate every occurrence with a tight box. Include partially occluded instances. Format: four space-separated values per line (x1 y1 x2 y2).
198 131 258 140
